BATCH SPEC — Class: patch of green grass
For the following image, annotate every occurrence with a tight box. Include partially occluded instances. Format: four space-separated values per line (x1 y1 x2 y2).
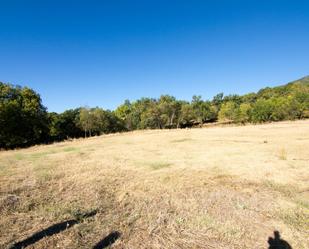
30 150 57 160
149 162 171 170
14 153 25 160
63 147 79 152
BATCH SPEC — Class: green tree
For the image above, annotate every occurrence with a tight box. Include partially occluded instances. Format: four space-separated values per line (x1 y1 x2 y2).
158 95 182 128
49 109 83 141
251 99 274 123
212 92 224 106
236 103 252 123
179 103 196 127
114 100 133 130
218 101 239 121
79 107 96 137
92 108 125 134
141 100 163 129
223 94 242 105
0 82 49 148
289 92 309 118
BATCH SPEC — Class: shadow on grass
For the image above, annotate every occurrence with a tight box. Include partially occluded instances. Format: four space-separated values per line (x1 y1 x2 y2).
9 210 97 249
92 231 121 249
268 231 292 249
9 220 78 249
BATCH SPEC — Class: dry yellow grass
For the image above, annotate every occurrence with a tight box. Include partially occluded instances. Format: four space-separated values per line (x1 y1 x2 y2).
0 120 309 249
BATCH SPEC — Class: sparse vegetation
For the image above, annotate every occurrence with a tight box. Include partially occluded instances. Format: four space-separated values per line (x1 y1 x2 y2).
63 147 79 152
171 138 193 143
279 208 309 231
148 162 171 170
278 148 287 160
0 120 308 248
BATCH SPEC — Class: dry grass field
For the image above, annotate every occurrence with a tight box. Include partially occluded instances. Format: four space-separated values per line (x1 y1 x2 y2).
0 120 308 249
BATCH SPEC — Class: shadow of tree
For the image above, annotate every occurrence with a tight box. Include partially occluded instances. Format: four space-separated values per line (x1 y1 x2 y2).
92 231 121 249
9 210 97 249
9 219 78 249
268 231 292 249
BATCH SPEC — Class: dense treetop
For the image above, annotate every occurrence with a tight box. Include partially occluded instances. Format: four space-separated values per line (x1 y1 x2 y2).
1 76 308 149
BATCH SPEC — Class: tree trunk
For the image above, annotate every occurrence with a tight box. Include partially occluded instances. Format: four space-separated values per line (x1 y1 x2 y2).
170 111 175 126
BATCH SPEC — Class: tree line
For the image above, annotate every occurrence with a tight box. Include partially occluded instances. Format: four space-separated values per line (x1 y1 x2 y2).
1 76 308 149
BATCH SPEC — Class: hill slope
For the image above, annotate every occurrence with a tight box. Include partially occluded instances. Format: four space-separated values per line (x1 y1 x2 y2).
288 75 309 85
0 120 308 248
255 75 309 98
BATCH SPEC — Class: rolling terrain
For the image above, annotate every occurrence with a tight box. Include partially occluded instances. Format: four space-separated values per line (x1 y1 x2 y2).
0 120 309 248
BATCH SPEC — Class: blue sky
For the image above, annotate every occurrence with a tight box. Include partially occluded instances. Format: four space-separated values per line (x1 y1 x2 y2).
0 0 309 113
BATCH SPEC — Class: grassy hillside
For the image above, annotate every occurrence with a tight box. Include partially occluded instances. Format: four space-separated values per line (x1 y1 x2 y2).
289 75 309 85
256 75 309 98
0 120 309 248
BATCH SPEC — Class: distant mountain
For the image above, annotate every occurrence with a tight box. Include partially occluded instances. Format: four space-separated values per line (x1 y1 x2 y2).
256 76 309 99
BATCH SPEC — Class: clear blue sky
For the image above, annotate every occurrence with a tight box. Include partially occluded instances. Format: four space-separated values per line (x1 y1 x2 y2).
1 0 308 113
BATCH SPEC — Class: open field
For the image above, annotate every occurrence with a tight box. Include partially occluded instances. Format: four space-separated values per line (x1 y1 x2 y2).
0 120 309 249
